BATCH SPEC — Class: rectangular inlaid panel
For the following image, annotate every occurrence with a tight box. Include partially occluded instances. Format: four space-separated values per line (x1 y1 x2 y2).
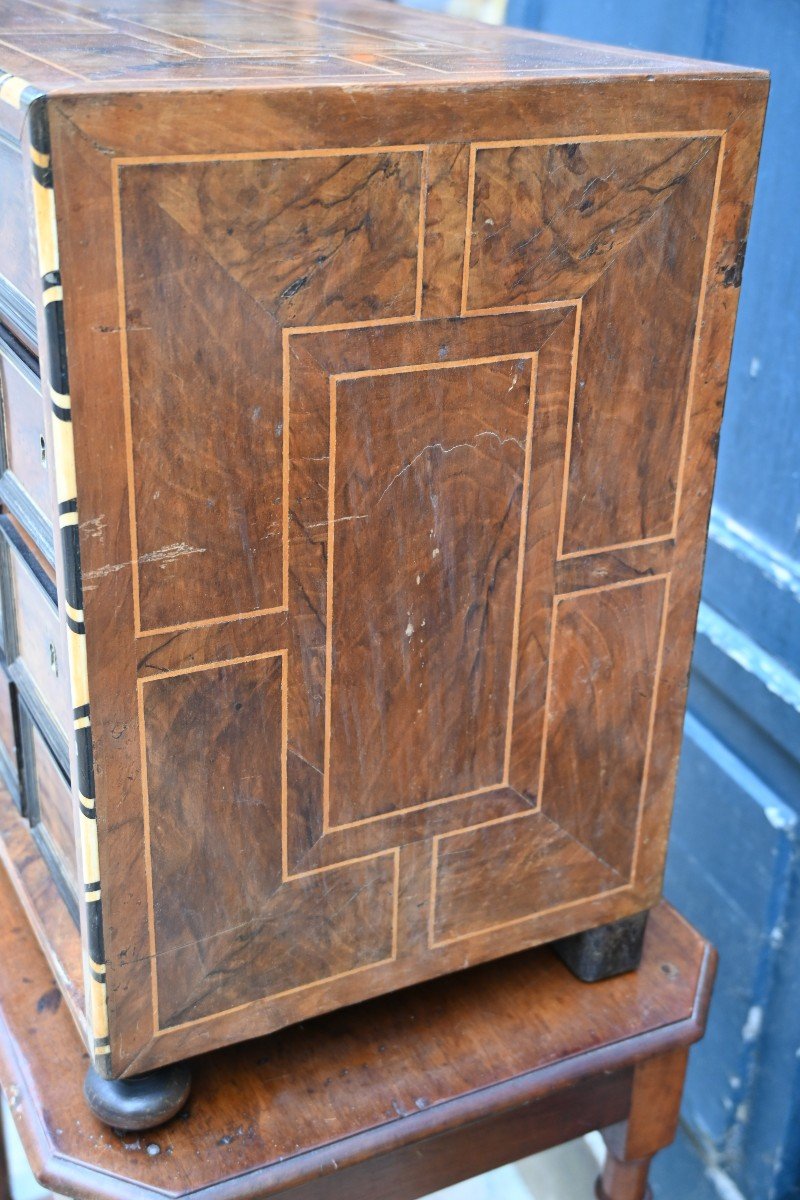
328 355 535 825
466 136 720 553
540 577 669 876
282 309 567 874
142 651 398 1028
143 653 286 958
561 147 720 554
431 812 622 946
158 853 397 1028
117 149 424 634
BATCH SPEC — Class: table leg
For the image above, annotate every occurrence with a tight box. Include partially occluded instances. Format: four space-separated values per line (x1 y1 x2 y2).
595 1046 689 1200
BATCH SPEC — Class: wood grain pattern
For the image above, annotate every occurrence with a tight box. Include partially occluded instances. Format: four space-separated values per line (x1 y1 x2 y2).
598 1047 690 1200
0 0 766 1080
562 143 720 553
329 354 534 823
466 137 717 308
143 655 285 959
432 812 622 946
117 149 423 633
540 577 668 876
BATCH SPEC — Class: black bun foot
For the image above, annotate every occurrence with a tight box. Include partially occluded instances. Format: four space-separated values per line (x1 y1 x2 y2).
84 1061 192 1131
553 910 649 983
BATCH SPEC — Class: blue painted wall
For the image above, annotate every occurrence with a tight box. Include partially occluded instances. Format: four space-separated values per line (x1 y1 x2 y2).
400 1 799 1194
500 3 800 1196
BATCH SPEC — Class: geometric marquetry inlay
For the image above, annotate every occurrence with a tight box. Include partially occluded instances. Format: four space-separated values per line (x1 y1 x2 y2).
108 131 722 1040
0 0 766 1087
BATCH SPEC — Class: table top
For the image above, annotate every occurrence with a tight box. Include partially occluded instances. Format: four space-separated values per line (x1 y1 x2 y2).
0 0 758 98
0 844 714 1200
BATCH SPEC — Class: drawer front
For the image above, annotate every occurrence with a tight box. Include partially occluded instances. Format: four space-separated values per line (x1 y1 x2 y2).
0 663 20 802
21 705 78 918
0 134 37 352
0 516 71 757
0 328 53 555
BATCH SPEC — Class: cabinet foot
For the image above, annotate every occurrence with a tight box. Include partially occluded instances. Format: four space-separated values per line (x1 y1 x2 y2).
84 1062 191 1131
553 911 649 982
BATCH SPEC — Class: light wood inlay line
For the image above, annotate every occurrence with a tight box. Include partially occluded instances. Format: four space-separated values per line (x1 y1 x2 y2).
503 355 538 784
631 573 672 884
470 130 726 149
555 297 582 565
559 532 676 562
459 143 477 317
466 299 579 318
670 134 726 543
0 34 89 81
115 144 430 168
555 571 671 603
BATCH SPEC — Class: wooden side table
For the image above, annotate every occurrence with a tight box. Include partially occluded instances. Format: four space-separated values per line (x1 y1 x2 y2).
0 861 714 1200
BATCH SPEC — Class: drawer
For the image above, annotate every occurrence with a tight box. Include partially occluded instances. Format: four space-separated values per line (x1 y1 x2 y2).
0 514 71 764
0 662 20 804
0 133 37 352
0 326 54 560
20 703 79 921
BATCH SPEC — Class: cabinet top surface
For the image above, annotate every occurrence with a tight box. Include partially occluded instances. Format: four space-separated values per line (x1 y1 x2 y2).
0 0 763 98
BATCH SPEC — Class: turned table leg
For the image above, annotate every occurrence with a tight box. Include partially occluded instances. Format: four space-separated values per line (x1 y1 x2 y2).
595 1046 688 1200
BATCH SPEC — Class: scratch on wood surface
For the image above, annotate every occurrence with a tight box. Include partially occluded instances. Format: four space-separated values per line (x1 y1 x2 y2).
84 543 206 581
374 430 526 509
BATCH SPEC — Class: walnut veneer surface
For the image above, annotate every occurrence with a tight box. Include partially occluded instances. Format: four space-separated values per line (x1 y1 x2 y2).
0 0 766 1081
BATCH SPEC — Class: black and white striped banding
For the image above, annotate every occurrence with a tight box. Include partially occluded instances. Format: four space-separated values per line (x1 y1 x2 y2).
20 91 111 1069
0 72 40 112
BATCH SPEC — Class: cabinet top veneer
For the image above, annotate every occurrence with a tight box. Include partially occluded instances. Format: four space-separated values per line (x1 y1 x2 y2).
0 0 765 101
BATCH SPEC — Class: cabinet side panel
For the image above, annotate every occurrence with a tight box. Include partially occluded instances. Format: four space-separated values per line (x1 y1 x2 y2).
47 78 765 1074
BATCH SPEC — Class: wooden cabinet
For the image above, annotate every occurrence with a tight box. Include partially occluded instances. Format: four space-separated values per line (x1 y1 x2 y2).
0 0 766 1109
